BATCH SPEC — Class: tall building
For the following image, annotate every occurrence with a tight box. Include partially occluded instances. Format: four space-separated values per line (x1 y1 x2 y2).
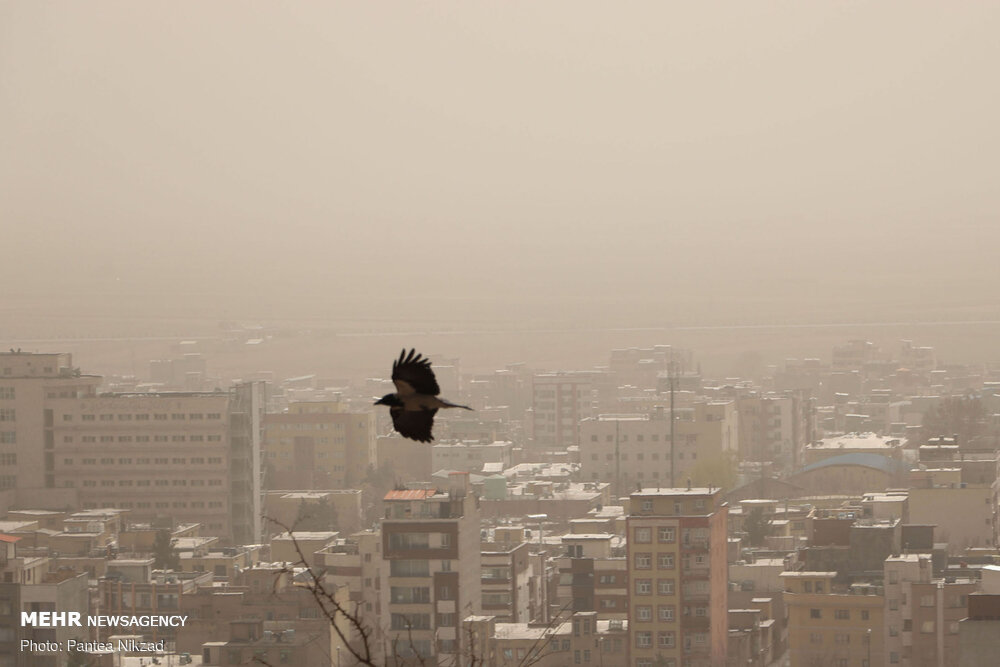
626 487 728 667
263 401 375 489
1 351 265 543
531 373 595 449
0 353 101 507
736 392 811 471
379 472 481 665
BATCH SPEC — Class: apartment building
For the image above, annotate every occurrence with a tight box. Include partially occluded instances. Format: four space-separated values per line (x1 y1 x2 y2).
380 473 482 665
626 487 728 667
531 373 595 449
481 539 533 622
736 392 811 471
782 572 884 667
580 402 738 495
0 353 101 509
884 554 976 667
263 401 375 489
0 534 89 667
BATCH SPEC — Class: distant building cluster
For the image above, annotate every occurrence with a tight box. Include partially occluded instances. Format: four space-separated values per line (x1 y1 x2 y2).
2 339 1000 666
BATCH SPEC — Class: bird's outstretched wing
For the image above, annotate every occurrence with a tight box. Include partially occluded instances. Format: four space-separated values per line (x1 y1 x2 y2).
390 406 437 443
391 348 440 397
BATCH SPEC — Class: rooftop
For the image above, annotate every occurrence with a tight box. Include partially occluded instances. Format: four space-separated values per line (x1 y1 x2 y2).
631 487 718 497
383 489 438 501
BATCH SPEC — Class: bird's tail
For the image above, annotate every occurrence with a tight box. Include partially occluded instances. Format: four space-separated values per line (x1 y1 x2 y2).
442 400 473 410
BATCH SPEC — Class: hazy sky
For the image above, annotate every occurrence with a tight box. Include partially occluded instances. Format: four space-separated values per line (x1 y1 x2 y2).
3 2 1000 329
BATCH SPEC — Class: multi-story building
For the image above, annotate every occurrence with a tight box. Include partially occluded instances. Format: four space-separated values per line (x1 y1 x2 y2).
551 533 627 620
580 402 738 496
626 487 728 667
0 535 89 667
1 353 265 543
884 554 976 667
48 383 265 543
263 401 375 489
531 373 595 449
781 571 884 667
0 353 101 510
380 473 482 665
736 392 811 471
481 540 533 622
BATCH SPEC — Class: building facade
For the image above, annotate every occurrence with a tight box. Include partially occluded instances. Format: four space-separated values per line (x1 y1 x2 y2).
626 487 728 667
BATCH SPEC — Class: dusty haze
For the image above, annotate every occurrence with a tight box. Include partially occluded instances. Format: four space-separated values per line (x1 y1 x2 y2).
2 2 999 375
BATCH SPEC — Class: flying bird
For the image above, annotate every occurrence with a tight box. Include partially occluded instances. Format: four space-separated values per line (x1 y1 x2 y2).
374 349 472 442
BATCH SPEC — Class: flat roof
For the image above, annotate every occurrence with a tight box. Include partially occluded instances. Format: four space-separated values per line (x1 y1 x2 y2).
631 487 718 496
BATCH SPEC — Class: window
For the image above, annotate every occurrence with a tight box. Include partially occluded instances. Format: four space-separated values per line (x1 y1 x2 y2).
657 579 675 595
635 553 651 569
635 527 651 543
809 633 822 645
861 610 870 621
642 500 653 511
835 609 849 620
636 605 652 621
635 579 652 595
834 633 850 644
920 595 935 607
657 632 675 648
920 621 935 634
635 631 652 649
658 553 674 569
658 526 675 543
810 609 821 619
658 605 674 621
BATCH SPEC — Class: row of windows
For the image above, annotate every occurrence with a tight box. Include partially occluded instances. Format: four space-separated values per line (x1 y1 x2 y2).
0 474 15 489
71 412 222 422
590 451 697 462
0 453 16 465
71 457 222 465
0 408 14 422
633 526 676 543
633 578 675 596
588 433 699 444
0 387 13 400
72 434 223 443
72 479 224 487
633 552 675 569
633 605 675 622
635 631 706 649
809 608 870 620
